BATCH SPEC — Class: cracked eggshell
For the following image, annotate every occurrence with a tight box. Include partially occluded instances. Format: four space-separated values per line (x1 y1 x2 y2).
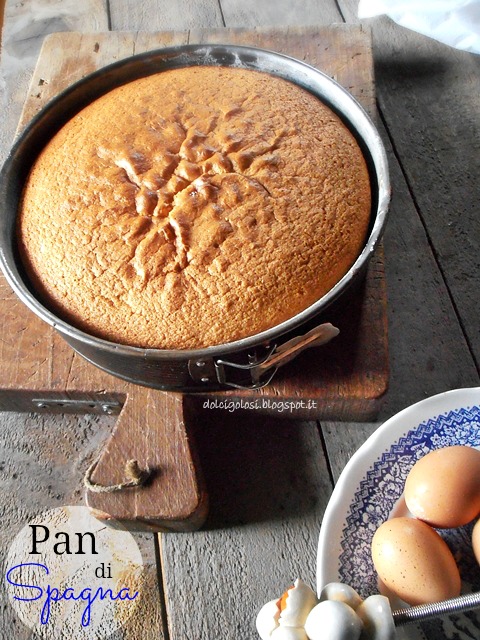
272 626 309 640
256 580 317 640
256 599 281 640
279 579 318 628
357 595 395 640
319 582 363 610
305 600 363 640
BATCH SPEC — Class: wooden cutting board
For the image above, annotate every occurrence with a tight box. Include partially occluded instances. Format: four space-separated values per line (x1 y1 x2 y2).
0 25 388 531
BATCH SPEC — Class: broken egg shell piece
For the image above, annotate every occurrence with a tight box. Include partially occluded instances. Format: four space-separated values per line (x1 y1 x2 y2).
271 626 309 640
279 578 318 628
319 582 363 610
256 600 281 640
305 600 363 640
256 580 317 640
357 595 395 640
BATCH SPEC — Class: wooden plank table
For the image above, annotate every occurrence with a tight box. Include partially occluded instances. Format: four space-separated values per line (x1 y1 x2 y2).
0 24 389 534
1 1 479 639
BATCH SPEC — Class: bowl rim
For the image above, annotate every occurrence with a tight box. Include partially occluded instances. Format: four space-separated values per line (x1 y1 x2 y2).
317 386 480 595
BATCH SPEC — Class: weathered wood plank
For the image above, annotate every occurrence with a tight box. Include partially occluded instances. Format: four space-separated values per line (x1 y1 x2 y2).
85 390 208 532
2 4 478 640
2 31 207 533
375 36 480 370
160 16 480 639
160 409 332 640
375 115 479 419
0 0 6 45
187 24 376 116
0 9 172 639
337 0 480 376
0 11 174 640
158 20 371 640
320 10 480 629
220 0 341 27
1 0 109 164
1 27 387 424
0 30 193 402
108 0 224 31
321 421 379 483
16 30 191 131
0 410 165 639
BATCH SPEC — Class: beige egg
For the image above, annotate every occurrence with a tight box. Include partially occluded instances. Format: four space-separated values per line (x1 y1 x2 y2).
371 517 461 605
472 519 480 565
404 445 480 528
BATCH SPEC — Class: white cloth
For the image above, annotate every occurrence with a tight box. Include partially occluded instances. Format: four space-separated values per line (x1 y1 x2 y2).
358 0 480 54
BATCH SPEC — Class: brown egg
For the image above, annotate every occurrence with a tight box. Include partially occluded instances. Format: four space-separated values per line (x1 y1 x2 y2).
472 519 480 565
404 445 480 528
372 517 461 605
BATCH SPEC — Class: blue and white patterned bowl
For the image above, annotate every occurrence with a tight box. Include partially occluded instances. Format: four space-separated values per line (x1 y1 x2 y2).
318 387 480 640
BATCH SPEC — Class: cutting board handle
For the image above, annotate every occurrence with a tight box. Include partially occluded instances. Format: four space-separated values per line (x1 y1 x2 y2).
85 389 208 532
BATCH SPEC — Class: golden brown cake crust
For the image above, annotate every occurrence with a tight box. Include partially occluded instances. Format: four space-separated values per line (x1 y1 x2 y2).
18 66 371 349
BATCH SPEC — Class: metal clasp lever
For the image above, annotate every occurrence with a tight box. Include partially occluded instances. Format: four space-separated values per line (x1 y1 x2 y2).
215 323 340 390
214 344 279 390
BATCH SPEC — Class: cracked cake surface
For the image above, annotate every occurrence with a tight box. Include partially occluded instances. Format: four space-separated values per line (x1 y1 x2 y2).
18 66 371 349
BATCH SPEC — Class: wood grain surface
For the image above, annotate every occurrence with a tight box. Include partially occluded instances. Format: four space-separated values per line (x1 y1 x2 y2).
1 4 167 638
0 24 388 535
1 26 388 423
0 410 167 639
1 1 480 639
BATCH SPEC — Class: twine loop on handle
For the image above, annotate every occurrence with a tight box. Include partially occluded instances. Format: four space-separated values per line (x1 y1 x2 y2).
84 458 152 493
